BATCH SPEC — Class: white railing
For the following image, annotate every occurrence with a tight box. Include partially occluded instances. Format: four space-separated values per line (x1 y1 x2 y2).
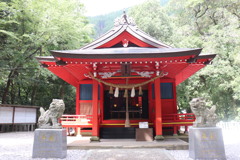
60 115 92 126
217 121 240 130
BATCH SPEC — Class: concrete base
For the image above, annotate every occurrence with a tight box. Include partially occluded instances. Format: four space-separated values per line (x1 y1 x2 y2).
173 134 178 137
189 127 226 160
90 136 100 142
32 129 67 158
154 135 164 141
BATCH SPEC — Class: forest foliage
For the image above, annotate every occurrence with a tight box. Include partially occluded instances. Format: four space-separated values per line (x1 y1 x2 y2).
0 0 239 120
128 0 240 120
0 0 93 113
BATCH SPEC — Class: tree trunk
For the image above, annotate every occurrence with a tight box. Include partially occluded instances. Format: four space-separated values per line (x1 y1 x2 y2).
10 81 15 104
59 84 65 99
17 82 23 104
31 71 41 105
30 85 37 105
2 70 14 104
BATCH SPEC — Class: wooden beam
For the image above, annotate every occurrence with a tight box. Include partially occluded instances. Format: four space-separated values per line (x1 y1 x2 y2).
121 63 131 76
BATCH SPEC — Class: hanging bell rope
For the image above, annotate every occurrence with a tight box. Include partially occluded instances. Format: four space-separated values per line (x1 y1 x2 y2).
125 78 130 127
124 89 128 98
88 72 163 89
109 86 113 94
139 86 143 96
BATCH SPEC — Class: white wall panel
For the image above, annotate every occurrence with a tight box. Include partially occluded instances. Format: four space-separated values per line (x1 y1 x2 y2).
0 107 13 123
14 108 36 123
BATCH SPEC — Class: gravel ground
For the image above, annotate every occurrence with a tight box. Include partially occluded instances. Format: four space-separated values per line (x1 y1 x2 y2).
0 129 239 160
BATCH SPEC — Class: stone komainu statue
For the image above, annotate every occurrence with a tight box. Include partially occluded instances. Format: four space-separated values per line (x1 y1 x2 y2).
189 97 218 127
38 99 65 129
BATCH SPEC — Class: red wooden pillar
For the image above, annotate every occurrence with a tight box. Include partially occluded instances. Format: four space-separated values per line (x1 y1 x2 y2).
173 126 178 136
75 85 81 136
173 80 178 114
90 80 100 141
76 86 80 115
173 80 178 136
100 83 104 122
185 126 189 134
154 78 164 140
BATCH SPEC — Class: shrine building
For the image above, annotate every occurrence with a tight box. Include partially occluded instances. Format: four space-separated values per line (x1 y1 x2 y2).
36 13 216 141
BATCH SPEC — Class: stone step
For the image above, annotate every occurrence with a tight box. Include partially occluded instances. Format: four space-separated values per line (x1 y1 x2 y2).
67 137 189 150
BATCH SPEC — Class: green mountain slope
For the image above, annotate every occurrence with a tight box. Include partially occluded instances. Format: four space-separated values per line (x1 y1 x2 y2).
88 9 124 38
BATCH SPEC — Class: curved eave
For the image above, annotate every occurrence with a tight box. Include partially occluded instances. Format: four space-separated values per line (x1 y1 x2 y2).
196 54 216 59
51 48 202 59
175 54 216 85
35 56 78 87
36 56 56 62
80 25 171 49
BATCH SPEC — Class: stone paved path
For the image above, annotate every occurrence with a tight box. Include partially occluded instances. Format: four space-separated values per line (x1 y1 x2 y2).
0 130 240 160
83 149 175 160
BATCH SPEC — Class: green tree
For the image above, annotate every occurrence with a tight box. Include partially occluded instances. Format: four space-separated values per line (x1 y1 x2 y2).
128 0 240 120
129 0 173 44
167 0 240 120
0 0 93 113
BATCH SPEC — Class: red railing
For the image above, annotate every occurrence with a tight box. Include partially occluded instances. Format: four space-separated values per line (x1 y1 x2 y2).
162 113 195 134
60 113 195 127
163 113 195 124
60 113 195 135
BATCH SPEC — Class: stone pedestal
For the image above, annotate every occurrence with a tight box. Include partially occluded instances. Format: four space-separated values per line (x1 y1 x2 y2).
136 128 153 141
32 129 67 159
189 127 226 160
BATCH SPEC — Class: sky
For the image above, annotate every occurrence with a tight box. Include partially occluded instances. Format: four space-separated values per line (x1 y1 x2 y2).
83 0 147 17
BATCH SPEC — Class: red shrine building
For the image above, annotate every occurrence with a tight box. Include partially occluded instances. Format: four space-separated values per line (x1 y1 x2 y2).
36 13 216 141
